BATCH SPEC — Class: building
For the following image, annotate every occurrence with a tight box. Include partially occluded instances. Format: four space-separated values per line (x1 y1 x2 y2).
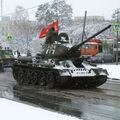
74 16 105 23
0 16 11 37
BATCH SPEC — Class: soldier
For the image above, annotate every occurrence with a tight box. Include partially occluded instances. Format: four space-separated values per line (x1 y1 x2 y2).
17 50 21 57
27 50 31 56
45 27 58 44
73 57 84 67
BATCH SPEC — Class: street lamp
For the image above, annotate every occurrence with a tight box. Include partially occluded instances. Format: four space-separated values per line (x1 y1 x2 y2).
113 8 120 64
1 0 3 36
1 0 2 18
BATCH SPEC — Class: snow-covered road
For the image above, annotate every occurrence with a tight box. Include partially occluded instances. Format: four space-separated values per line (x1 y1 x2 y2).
0 65 120 120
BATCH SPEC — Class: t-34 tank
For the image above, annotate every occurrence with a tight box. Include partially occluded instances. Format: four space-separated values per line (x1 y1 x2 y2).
12 25 111 89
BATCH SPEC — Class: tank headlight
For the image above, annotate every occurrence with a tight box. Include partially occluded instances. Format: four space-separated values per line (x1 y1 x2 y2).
71 70 73 73
48 59 55 65
32 57 36 62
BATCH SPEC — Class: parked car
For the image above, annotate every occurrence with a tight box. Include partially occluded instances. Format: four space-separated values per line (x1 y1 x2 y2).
87 52 114 63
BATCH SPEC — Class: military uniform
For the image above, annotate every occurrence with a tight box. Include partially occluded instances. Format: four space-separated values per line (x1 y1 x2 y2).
45 28 58 44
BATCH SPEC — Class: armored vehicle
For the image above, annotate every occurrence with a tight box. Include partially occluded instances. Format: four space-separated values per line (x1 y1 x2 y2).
0 47 4 71
12 25 111 89
0 55 4 72
0 48 15 68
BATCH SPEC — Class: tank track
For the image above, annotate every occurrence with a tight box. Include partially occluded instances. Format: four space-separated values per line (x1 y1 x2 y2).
12 64 107 89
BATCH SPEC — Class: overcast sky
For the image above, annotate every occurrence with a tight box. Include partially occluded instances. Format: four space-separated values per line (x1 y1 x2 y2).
2 0 120 20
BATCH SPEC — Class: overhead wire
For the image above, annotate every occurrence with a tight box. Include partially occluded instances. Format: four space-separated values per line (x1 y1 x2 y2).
0 5 39 18
0 0 57 18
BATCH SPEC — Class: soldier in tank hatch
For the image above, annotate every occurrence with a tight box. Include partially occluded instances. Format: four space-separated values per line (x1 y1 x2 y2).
45 27 58 44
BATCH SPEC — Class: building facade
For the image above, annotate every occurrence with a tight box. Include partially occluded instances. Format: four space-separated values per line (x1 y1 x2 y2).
74 16 105 23
0 16 11 37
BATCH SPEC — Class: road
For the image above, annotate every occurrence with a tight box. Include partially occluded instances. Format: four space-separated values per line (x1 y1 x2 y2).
0 68 120 120
0 68 16 99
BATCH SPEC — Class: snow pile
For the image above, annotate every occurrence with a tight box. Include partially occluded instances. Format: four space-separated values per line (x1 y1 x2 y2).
98 64 120 79
0 98 81 120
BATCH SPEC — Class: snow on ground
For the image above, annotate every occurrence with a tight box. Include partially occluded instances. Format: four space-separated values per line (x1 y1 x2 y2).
0 98 81 120
0 64 119 120
98 64 120 79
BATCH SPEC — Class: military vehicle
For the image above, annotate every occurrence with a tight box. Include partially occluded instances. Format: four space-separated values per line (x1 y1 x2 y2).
0 47 4 71
0 55 4 72
12 25 111 89
0 48 15 68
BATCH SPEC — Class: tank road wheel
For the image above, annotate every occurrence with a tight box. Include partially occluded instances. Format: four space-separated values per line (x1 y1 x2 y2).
46 72 55 89
25 69 31 85
94 76 107 88
12 66 19 80
18 68 25 85
30 71 38 85
84 83 88 88
38 71 46 86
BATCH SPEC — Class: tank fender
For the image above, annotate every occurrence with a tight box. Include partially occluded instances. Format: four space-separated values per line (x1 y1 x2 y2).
17 56 32 62
91 68 108 76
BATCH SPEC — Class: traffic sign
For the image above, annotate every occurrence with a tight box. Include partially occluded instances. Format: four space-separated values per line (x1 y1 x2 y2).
114 23 120 32
6 34 14 42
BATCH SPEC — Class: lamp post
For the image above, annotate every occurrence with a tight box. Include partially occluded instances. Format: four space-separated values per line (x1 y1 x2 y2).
116 14 119 64
81 10 87 42
1 0 3 36
113 9 120 64
1 0 2 18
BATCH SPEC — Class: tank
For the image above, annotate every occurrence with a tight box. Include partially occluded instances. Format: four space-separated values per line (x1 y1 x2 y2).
12 25 111 89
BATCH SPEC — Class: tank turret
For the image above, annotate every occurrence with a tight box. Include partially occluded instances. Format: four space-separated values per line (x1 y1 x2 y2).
12 25 111 89
41 25 111 60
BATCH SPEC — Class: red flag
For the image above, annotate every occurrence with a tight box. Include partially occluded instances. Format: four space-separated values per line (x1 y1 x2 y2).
39 20 59 38
39 28 48 38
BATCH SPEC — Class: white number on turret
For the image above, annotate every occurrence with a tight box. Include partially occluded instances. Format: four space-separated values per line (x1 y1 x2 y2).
46 45 56 54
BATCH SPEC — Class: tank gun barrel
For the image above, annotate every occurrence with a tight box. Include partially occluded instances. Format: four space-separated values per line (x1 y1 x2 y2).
69 25 111 52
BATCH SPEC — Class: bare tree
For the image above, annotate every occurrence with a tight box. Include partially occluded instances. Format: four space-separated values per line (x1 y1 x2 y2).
10 6 37 51
36 0 73 28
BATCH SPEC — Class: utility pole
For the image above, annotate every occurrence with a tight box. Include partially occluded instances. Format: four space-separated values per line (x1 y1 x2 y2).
113 9 120 65
81 10 87 42
116 13 119 64
1 0 3 36
1 0 2 18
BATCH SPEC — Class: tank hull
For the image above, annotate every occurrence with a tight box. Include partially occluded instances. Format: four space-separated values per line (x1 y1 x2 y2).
12 63 107 89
